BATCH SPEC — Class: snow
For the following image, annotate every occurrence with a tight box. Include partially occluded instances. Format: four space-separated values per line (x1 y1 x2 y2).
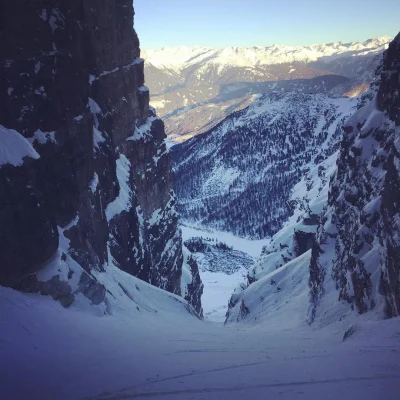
181 225 269 258
201 270 247 322
0 124 40 167
138 85 149 92
125 117 159 141
181 247 194 298
89 57 144 85
225 145 340 323
203 166 240 197
143 36 391 72
126 116 158 142
36 217 80 286
28 129 56 145
88 97 106 149
1 282 400 400
150 98 171 110
88 97 102 114
229 250 313 327
93 126 105 148
175 91 358 239
182 224 268 322
105 154 131 222
89 172 99 193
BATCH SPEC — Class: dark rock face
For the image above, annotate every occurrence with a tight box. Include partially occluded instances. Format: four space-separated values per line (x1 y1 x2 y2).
309 33 400 321
184 254 204 318
0 1 202 313
294 230 316 257
378 34 400 125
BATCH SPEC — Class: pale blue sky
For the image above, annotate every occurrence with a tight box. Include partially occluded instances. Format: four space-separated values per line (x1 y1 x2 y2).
134 0 399 49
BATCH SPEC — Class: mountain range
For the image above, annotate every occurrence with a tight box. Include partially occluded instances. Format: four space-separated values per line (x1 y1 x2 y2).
143 37 391 142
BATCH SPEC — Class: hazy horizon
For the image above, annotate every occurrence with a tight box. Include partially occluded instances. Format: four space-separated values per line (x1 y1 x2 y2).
140 34 393 51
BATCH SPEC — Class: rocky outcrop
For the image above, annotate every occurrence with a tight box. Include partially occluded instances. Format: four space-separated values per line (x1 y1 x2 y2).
309 33 400 321
294 230 316 257
182 251 204 318
0 1 202 314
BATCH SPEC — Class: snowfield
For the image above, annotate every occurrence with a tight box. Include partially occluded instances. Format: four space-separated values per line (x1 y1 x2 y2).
1 283 400 400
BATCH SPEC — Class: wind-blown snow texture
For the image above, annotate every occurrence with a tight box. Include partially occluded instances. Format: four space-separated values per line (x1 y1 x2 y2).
173 92 357 239
0 1 203 316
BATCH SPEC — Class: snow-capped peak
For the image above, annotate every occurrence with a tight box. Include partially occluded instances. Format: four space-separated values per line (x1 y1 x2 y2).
142 36 391 71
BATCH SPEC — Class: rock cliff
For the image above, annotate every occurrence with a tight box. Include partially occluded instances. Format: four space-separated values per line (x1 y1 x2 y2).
309 33 400 321
225 34 400 326
0 1 202 315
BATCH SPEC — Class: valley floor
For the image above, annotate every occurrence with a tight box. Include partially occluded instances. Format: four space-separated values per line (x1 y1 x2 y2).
181 225 268 322
1 285 400 400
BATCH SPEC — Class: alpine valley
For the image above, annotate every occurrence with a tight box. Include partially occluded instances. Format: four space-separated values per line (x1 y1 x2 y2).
1 2 400 400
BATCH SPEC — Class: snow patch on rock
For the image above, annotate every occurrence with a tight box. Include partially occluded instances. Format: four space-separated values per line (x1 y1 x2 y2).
0 124 40 167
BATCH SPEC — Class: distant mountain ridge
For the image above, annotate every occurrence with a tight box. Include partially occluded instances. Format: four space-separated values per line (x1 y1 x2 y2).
142 37 391 143
143 36 391 73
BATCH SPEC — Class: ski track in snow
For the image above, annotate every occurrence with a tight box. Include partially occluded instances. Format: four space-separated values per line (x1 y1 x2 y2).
2 284 400 400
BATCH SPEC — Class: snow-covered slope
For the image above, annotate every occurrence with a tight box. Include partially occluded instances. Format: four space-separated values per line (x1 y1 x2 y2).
225 33 400 328
225 151 338 325
173 92 357 239
2 280 400 400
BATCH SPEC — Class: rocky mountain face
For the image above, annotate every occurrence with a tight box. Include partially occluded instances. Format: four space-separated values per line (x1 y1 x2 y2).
0 1 202 316
225 34 400 326
173 92 357 239
309 32 400 322
143 37 390 142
